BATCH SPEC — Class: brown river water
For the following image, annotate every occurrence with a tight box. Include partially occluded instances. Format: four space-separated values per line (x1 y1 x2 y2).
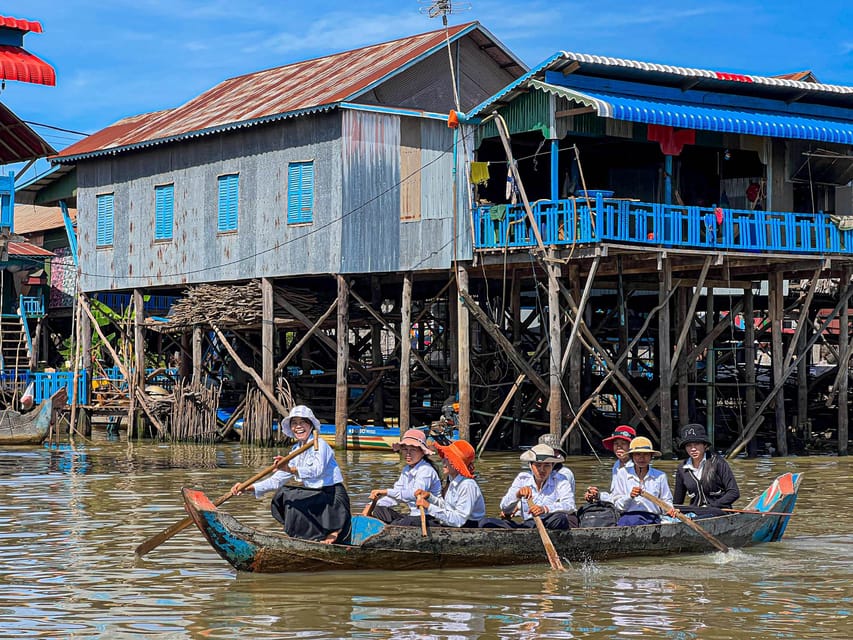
0 436 850 639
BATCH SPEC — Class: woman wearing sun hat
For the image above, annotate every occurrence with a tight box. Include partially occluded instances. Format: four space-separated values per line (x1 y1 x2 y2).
584 425 635 504
610 436 674 526
368 429 442 525
230 405 351 544
481 443 578 530
411 439 485 528
673 423 739 512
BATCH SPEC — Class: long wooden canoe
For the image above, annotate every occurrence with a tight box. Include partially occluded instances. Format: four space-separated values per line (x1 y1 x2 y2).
182 472 802 573
0 387 67 446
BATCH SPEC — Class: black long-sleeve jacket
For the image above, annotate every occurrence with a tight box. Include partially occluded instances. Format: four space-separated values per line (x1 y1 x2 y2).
673 453 740 508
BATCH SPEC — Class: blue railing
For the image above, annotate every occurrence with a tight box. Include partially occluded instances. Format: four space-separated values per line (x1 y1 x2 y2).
19 295 45 318
31 371 89 405
474 196 853 254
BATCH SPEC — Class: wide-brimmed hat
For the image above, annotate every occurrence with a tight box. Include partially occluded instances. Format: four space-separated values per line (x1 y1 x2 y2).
678 423 712 448
434 440 476 478
628 436 661 457
520 443 564 464
392 429 433 455
537 433 566 457
602 425 636 451
280 405 321 438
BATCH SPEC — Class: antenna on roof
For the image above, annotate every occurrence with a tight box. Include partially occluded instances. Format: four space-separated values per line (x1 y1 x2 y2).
418 0 471 25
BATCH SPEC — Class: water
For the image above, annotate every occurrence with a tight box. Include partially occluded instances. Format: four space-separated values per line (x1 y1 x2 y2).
0 439 850 639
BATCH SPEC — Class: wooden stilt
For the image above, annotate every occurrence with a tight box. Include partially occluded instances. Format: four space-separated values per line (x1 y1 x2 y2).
568 265 582 453
511 270 523 449
261 277 274 389
457 265 471 441
658 256 673 455
400 273 412 433
770 271 787 456
370 276 385 424
677 286 690 427
547 251 563 438
335 275 349 450
839 268 851 456
744 287 756 451
192 325 203 385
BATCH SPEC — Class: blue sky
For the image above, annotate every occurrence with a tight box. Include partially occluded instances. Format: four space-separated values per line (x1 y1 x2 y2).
1 0 851 173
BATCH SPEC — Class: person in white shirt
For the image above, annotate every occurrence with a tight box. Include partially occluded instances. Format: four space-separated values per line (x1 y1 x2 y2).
368 429 442 525
413 439 485 527
610 437 676 526
481 443 578 530
584 425 636 504
230 405 350 544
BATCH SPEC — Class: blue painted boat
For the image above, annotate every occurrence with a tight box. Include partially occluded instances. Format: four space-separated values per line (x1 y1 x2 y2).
182 472 802 573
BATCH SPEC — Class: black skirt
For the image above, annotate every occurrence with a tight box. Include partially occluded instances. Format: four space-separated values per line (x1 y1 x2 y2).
270 483 352 544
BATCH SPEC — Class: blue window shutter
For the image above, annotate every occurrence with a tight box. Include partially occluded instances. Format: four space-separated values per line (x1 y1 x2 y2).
287 161 313 224
97 194 114 246
155 184 174 240
218 174 238 232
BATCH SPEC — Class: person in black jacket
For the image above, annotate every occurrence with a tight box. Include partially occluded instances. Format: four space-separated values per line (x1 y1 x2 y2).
673 424 740 512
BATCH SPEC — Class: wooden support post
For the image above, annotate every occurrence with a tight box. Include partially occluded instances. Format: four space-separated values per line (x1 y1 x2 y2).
335 275 349 450
677 286 690 427
547 251 562 438
658 257 673 455
456 265 471 441
261 277 274 389
839 268 851 456
192 325 203 385
80 302 92 417
617 256 630 422
400 273 412 433
276 300 337 373
179 331 191 381
770 271 787 456
744 287 756 449
371 277 385 424
568 265 582 453
133 289 145 390
511 270 523 449
705 287 716 444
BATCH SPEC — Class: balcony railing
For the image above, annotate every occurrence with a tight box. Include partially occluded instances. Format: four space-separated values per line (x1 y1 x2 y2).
474 195 853 254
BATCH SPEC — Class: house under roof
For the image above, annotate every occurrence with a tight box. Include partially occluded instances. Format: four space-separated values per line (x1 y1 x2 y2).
54 22 524 163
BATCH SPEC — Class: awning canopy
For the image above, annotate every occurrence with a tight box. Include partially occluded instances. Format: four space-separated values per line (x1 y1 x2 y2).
0 44 55 86
531 80 853 145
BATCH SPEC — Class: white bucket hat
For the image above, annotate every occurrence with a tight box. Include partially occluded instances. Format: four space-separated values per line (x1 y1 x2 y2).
280 405 321 438
520 443 564 464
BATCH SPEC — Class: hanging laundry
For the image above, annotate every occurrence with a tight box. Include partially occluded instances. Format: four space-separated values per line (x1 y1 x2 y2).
470 162 490 186
489 204 507 221
505 160 519 204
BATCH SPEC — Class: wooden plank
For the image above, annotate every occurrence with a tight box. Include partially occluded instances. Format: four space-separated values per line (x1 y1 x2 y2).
840 267 851 456
744 287 756 437
335 275 349 450
261 278 274 388
658 257 673 454
400 273 412 433
457 266 471 441
547 251 562 436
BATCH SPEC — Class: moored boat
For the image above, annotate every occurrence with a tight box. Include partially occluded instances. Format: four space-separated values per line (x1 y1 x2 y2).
0 388 67 446
182 472 802 573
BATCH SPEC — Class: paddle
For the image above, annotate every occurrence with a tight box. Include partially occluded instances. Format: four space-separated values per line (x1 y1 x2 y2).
135 440 315 557
419 505 428 537
361 494 381 517
639 490 730 553
525 499 565 571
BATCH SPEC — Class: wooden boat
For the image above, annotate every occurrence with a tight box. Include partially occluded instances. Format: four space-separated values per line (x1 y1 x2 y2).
0 387 67 445
182 472 802 573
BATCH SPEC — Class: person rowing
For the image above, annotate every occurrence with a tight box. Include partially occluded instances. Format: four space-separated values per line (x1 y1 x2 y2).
413 439 485 528
610 436 675 526
584 425 635 504
673 423 740 517
230 405 351 544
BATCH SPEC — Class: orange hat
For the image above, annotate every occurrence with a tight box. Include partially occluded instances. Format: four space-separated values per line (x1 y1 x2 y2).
434 440 476 478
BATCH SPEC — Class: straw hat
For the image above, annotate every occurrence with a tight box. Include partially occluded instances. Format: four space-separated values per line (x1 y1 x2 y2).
280 405 321 438
520 443 564 464
391 429 434 455
627 436 661 458
434 440 476 478
602 425 636 451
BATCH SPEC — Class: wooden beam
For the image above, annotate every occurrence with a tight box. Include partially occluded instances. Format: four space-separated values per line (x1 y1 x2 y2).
840 268 851 456
457 266 471 440
275 299 337 373
335 275 349 450
670 256 711 372
400 273 413 433
475 373 525 457
261 277 274 388
658 257 674 454
547 252 562 436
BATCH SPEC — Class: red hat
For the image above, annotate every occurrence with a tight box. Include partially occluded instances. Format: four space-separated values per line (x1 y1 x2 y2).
434 440 476 478
602 425 636 451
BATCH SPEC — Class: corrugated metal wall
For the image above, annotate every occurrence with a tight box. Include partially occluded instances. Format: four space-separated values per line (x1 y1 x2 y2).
76 113 343 292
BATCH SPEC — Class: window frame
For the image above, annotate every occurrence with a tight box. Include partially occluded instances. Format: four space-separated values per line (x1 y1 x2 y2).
96 193 115 247
217 173 239 233
287 160 315 225
154 183 175 241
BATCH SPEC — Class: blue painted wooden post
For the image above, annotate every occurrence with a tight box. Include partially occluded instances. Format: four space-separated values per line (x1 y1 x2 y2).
550 140 559 203
664 155 673 205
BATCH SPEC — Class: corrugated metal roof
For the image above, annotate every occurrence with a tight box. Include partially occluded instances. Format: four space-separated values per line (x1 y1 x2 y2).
0 15 43 33
0 102 55 163
0 44 54 86
7 240 54 257
55 22 522 163
14 203 76 234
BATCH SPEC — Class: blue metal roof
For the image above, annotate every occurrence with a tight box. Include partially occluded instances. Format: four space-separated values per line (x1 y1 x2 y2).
541 83 853 145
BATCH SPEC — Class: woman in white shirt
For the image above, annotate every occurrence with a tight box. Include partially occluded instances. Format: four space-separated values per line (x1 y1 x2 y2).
414 439 485 527
230 405 350 544
610 436 675 526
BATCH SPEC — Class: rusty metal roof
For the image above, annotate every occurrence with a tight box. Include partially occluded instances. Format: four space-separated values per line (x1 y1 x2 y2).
0 101 55 163
7 240 54 257
14 203 75 234
55 22 521 163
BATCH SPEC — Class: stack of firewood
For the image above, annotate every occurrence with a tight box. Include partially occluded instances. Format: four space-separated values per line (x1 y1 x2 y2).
169 380 220 442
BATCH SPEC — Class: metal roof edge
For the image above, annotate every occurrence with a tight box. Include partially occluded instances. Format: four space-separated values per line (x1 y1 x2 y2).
339 102 449 121
52 104 339 164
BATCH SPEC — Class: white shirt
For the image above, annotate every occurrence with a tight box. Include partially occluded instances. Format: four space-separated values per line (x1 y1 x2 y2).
377 458 442 516
682 457 705 480
251 438 344 497
425 475 486 527
499 469 577 520
610 465 673 514
600 459 634 503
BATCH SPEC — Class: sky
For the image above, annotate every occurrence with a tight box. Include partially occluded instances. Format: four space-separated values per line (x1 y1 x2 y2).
1 0 851 181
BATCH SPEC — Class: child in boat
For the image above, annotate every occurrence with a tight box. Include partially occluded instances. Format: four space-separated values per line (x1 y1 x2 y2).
583 425 635 504
610 436 675 525
230 405 351 544
537 433 576 493
368 429 442 525
481 443 578 530
412 439 485 528
673 423 740 514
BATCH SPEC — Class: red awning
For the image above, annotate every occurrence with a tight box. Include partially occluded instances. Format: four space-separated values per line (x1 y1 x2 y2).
0 45 55 86
0 16 43 32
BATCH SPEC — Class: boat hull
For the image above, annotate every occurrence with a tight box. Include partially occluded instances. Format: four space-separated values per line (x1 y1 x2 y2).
182 472 801 573
0 389 65 446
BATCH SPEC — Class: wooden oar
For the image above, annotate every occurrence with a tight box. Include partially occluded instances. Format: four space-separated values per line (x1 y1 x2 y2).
419 505 428 537
640 490 729 553
361 494 381 517
525 499 565 571
135 440 314 557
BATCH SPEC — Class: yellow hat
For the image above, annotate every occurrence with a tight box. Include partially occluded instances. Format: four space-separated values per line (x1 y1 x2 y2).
628 436 661 457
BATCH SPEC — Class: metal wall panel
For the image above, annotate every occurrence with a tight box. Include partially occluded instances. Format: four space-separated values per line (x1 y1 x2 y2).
77 113 343 292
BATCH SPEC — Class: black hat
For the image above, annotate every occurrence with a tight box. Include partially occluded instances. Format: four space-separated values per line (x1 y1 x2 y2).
678 423 712 448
